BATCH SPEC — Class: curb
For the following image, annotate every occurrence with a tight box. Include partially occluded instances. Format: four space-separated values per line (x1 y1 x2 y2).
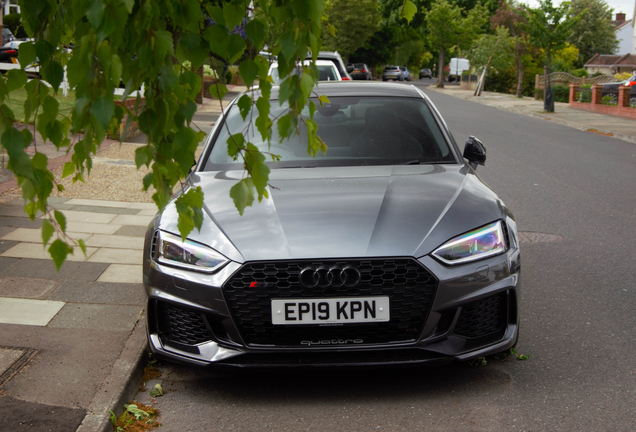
426 86 636 146
76 313 148 432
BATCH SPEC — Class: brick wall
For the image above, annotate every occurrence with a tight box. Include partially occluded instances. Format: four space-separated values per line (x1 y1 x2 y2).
569 84 636 120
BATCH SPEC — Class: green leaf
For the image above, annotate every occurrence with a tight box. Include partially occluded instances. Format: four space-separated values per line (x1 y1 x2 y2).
237 94 252 121
54 210 67 233
204 26 229 60
41 219 55 246
31 152 48 170
277 113 293 142
208 83 228 100
90 97 115 130
42 95 59 122
6 70 27 92
49 239 73 271
206 6 226 27
300 72 314 98
86 0 107 28
318 94 330 105
238 59 259 89
401 0 418 23
62 162 75 179
230 178 255 215
245 19 266 51
78 239 87 256
175 187 204 240
227 133 246 158
223 4 245 30
18 42 36 67
227 35 246 65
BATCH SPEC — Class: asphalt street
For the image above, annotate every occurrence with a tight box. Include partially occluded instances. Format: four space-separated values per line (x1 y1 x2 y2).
133 82 636 431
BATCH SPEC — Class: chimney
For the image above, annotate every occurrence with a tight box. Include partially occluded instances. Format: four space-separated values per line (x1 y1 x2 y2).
615 13 626 23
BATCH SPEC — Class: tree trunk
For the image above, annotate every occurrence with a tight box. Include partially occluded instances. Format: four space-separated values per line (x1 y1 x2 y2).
437 48 445 88
515 44 524 98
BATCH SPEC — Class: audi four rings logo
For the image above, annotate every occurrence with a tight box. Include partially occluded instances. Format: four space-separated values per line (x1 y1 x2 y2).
299 265 361 288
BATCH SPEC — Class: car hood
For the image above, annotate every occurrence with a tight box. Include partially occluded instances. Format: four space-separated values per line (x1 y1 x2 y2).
159 165 506 263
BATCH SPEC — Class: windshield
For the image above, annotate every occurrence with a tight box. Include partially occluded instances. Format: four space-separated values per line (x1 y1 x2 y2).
270 64 339 84
204 96 457 170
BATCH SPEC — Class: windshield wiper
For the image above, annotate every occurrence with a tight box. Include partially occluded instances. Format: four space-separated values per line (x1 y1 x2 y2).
399 160 421 165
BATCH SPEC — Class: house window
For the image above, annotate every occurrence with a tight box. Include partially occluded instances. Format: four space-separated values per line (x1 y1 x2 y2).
5 0 20 15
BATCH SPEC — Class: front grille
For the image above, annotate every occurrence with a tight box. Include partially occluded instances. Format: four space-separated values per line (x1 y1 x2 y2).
453 293 506 338
157 302 212 345
222 259 438 347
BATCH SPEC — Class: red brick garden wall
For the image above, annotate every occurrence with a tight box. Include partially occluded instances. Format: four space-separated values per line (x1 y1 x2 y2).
569 84 636 120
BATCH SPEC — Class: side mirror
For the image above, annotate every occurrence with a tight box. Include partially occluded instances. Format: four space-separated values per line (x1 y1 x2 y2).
463 136 486 169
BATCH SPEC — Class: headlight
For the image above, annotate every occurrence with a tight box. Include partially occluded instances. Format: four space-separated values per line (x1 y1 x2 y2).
156 231 228 273
432 221 507 266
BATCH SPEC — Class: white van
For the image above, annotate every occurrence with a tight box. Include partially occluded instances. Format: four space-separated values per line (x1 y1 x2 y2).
448 58 469 82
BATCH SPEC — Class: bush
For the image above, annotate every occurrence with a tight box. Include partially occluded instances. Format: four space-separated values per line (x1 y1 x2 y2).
552 85 570 103
615 72 632 81
601 94 617 105
225 68 233 84
576 84 592 103
571 69 588 78
4 13 27 39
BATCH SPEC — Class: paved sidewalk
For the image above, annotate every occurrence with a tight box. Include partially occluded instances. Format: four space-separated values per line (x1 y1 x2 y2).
427 85 636 144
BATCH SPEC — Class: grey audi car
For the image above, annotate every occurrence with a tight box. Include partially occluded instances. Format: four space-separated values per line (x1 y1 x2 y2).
143 82 520 367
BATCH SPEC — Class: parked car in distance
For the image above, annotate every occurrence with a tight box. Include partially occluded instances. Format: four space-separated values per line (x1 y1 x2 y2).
349 63 373 80
600 74 636 105
2 28 15 46
382 65 403 81
306 51 351 80
399 66 411 81
419 68 432 79
143 81 521 368
268 60 342 85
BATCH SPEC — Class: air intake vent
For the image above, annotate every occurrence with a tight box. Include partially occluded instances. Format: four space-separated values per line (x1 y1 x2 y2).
453 292 506 339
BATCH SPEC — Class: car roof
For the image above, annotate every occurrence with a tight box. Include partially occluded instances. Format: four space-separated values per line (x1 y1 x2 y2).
265 82 424 100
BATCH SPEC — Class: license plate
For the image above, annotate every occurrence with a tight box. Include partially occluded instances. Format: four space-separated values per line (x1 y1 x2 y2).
271 297 390 325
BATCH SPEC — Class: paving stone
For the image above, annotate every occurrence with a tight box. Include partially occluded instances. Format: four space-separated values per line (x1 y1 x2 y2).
1 259 109 281
0 298 65 326
0 277 61 300
52 210 117 224
0 216 42 229
47 303 142 332
65 220 122 235
1 243 98 261
96 264 143 284
2 228 91 244
84 234 144 250
86 248 143 264
136 209 157 216
128 202 157 210
66 205 140 215
110 214 154 226
113 225 148 237
0 206 41 218
0 239 17 254
0 257 18 274
65 198 133 208
48 280 145 305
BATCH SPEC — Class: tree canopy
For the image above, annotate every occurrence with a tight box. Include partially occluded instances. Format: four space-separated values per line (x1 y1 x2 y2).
567 0 618 67
321 0 382 60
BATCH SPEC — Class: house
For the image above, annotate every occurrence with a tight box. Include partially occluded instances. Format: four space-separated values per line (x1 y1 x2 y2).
584 53 636 75
613 13 633 54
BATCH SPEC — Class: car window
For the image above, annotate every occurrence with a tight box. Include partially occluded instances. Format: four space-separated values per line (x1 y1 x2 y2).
270 64 339 84
204 97 457 170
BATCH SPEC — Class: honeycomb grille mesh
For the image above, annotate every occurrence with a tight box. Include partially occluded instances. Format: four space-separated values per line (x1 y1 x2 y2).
157 302 211 345
223 259 438 347
453 293 506 338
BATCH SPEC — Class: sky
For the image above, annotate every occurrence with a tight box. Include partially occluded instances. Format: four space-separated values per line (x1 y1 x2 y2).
522 0 635 20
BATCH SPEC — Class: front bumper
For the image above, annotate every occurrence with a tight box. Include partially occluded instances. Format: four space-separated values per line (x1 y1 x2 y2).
144 234 521 367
